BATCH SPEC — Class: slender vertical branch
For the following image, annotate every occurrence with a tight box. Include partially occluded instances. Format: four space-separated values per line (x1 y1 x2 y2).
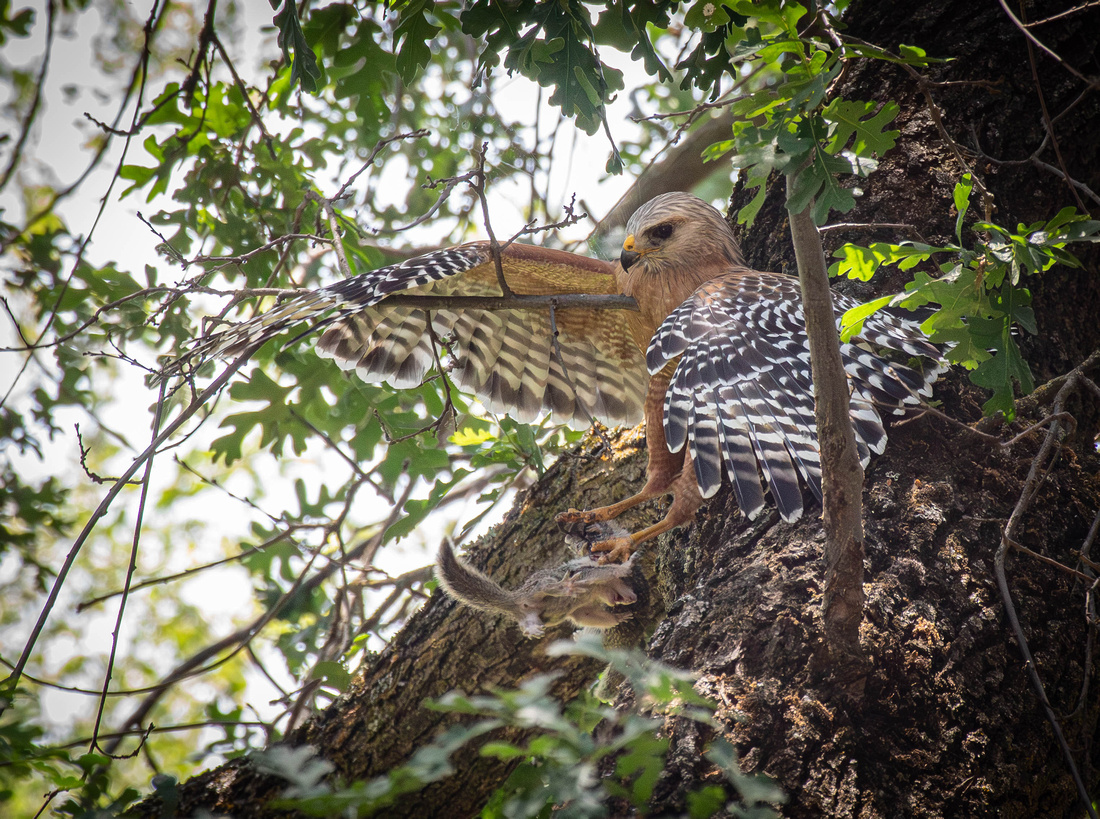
786 186 867 680
0 0 55 193
90 380 168 755
996 374 1097 818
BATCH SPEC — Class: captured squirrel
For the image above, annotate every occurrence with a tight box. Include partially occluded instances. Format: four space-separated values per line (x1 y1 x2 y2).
436 540 638 637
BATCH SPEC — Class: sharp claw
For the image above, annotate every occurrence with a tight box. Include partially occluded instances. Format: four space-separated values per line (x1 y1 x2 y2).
555 507 594 525
590 536 635 564
556 508 607 542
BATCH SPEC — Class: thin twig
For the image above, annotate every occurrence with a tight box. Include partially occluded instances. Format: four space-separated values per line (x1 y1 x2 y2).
1026 0 1100 26
188 233 333 269
1014 0 1088 212
75 424 142 485
471 142 513 298
103 480 414 751
995 372 1098 817
0 343 262 715
288 410 392 501
0 0 162 414
903 64 993 216
0 2 172 258
0 0 55 193
818 222 922 237
1027 157 1100 207
306 192 352 279
1003 534 1094 582
210 32 275 158
380 170 478 235
0 654 189 697
987 349 1100 432
90 378 167 757
994 0 1099 87
76 526 308 612
333 129 430 203
1069 508 1100 718
379 292 638 312
424 310 459 445
548 303 610 450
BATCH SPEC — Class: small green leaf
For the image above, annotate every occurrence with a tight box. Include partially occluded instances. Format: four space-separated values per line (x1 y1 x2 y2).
687 785 728 818
831 244 882 281
970 338 1033 418
393 0 442 84
822 99 900 156
269 0 322 92
684 0 731 32
480 741 526 760
839 295 894 341
312 661 351 692
953 173 973 243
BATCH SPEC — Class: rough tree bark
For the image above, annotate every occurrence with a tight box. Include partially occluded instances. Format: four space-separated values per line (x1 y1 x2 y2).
135 0 1100 816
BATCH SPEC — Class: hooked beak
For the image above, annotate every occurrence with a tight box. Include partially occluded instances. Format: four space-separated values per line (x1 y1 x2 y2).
620 234 640 269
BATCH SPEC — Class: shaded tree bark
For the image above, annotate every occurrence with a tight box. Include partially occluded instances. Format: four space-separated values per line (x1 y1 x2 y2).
134 0 1100 816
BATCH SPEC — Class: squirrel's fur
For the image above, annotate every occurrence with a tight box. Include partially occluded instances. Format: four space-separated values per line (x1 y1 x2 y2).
436 540 637 636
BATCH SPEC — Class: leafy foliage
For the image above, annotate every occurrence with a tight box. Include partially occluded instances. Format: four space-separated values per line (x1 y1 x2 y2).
462 0 629 140
832 176 1100 416
691 2 912 225
269 0 323 92
268 636 784 817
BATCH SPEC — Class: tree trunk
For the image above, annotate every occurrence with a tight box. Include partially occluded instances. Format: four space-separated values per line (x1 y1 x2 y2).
134 0 1100 816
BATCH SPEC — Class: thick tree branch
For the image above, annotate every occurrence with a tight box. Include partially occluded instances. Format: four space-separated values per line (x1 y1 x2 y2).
594 111 735 236
130 431 656 817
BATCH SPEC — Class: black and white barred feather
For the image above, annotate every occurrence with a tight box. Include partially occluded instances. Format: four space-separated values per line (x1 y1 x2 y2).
164 245 487 372
161 243 649 429
647 271 946 522
162 190 945 527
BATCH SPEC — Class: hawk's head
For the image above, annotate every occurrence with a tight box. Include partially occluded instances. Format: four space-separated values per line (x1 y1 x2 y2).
620 192 746 275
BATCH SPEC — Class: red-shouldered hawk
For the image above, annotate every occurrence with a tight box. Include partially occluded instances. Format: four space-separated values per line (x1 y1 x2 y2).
166 192 945 561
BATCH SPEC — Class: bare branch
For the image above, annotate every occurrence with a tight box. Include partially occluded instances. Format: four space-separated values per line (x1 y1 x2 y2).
470 142 514 298
996 371 1098 818
90 381 167 755
787 184 867 682
0 0 55 193
306 191 353 279
1026 0 1100 26
0 343 262 715
1013 0 1089 212
378 292 638 312
76 526 309 613
334 129 430 203
994 0 1100 87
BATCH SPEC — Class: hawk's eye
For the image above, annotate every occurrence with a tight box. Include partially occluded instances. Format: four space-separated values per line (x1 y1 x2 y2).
649 223 675 241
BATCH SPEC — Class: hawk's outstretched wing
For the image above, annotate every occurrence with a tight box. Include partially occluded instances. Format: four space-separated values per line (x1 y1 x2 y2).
647 270 945 522
164 242 647 428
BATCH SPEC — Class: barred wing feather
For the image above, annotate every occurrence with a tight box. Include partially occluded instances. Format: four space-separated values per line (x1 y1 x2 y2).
648 271 944 522
163 242 648 429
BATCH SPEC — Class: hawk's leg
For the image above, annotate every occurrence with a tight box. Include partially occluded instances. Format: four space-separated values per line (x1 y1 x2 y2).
556 373 683 523
556 369 696 562
582 458 705 563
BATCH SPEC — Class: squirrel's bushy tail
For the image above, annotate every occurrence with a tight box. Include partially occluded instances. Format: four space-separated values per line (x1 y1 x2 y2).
436 540 521 619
